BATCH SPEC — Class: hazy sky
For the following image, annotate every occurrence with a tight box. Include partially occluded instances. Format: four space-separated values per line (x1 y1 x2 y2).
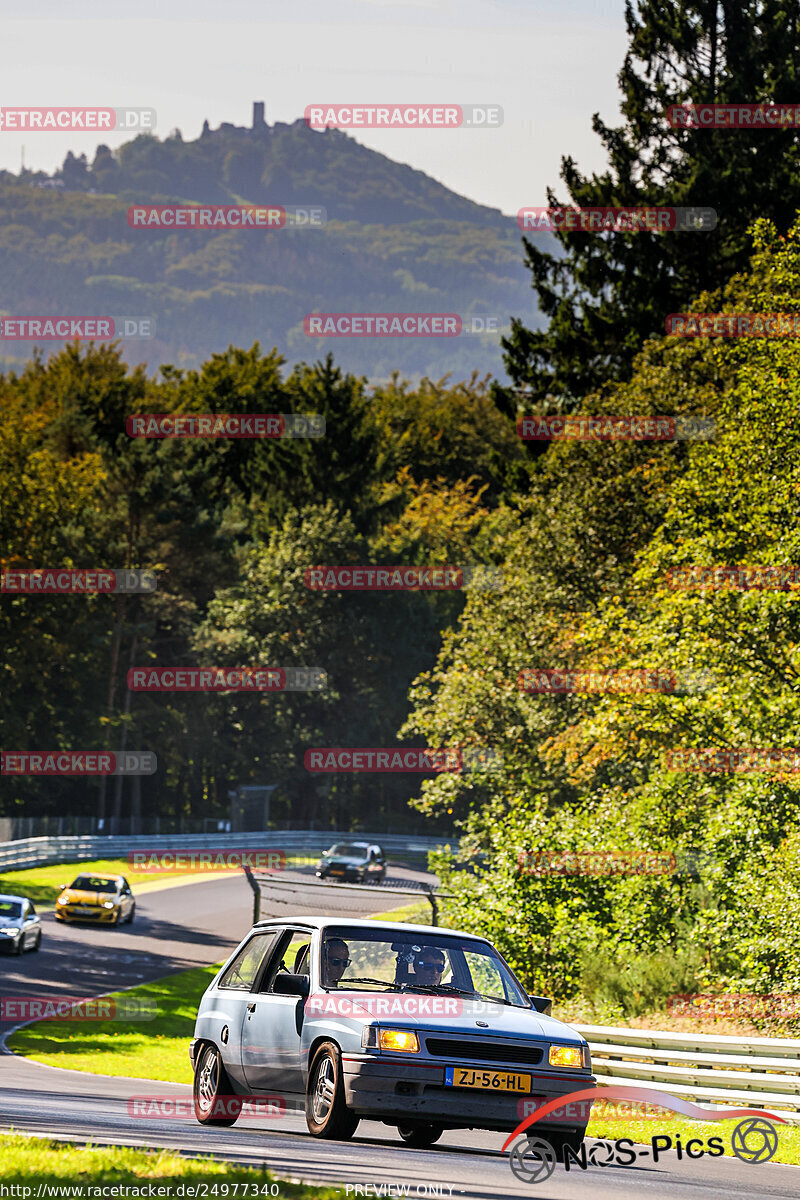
0 0 629 215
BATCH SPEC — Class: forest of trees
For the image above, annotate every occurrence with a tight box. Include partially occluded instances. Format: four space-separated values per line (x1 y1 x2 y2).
3 1 800 1013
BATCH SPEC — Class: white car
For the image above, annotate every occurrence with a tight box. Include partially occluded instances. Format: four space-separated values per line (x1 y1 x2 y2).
0 894 42 954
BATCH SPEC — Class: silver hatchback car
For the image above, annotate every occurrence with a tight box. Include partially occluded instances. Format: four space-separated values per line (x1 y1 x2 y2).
0 894 42 954
190 916 594 1150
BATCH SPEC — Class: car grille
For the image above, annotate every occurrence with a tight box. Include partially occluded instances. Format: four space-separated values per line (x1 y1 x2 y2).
425 1037 544 1066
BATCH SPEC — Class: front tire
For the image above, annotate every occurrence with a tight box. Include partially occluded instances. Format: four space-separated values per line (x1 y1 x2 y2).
12 934 23 955
193 1044 242 1126
30 930 42 952
126 903 135 924
397 1122 444 1147
306 1041 359 1139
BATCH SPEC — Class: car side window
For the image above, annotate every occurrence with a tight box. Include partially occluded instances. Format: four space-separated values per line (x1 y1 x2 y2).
218 931 280 991
28 902 37 916
261 930 312 993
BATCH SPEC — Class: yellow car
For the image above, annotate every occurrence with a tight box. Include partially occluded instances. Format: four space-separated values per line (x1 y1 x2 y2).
55 873 136 926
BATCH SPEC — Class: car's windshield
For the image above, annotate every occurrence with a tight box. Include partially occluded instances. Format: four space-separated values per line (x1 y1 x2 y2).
319 927 530 1006
70 876 117 893
0 901 22 918
327 843 367 857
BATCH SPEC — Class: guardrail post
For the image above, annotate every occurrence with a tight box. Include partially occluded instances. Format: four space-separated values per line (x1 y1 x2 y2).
242 865 261 924
422 884 438 926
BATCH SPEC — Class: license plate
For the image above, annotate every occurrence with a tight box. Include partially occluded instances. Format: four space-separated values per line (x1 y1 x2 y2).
444 1066 531 1092
331 870 344 876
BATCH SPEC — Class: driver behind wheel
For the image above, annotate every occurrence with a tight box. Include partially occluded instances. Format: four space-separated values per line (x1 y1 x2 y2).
323 936 351 987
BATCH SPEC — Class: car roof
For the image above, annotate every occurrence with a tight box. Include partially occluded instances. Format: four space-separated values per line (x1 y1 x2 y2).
252 915 490 943
0 894 27 904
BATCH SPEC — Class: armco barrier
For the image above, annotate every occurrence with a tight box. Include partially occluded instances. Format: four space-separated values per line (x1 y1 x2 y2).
0 831 448 873
574 1023 800 1123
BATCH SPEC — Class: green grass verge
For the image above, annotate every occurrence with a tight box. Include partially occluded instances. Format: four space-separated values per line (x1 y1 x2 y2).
370 899 431 923
7 964 219 1084
0 855 320 908
0 1133 339 1192
0 860 167 906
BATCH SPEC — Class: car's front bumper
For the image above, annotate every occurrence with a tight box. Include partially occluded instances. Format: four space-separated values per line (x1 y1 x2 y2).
340 1053 595 1133
55 907 119 923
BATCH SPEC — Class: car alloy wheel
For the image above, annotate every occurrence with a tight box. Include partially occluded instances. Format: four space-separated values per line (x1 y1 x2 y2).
306 1040 359 1139
193 1044 241 1126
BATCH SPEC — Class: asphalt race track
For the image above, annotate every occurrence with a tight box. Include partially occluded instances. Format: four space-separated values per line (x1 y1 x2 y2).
1 871 798 1198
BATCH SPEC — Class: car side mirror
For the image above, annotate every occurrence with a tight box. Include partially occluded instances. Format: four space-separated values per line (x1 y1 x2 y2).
273 973 310 997
529 994 553 1015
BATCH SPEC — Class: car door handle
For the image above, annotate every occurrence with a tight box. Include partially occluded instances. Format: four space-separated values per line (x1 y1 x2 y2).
247 1002 256 1012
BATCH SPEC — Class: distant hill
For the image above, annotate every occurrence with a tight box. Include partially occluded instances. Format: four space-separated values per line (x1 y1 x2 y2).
0 107 546 379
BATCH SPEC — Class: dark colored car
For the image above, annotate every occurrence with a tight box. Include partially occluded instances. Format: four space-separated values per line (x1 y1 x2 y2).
189 916 594 1151
316 841 386 883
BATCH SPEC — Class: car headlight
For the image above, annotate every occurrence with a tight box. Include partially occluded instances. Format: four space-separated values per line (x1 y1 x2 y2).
0 928 17 936
379 1029 420 1053
56 896 69 905
549 1044 584 1069
103 901 115 909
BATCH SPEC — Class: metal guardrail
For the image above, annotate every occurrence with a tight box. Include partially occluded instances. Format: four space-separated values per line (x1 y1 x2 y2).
0 831 448 873
573 1023 800 1124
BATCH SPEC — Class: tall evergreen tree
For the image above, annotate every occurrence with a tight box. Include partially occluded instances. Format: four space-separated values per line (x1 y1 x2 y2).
499 0 800 410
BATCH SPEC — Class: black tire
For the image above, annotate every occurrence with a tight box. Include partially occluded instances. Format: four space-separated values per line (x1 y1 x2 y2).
193 1044 242 1126
306 1041 359 1139
126 903 135 924
12 933 23 955
397 1122 444 1147
31 930 42 952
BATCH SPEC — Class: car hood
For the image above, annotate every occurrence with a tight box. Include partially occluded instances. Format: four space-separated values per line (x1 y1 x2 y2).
0 917 22 930
307 993 585 1043
59 890 117 904
322 856 366 866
